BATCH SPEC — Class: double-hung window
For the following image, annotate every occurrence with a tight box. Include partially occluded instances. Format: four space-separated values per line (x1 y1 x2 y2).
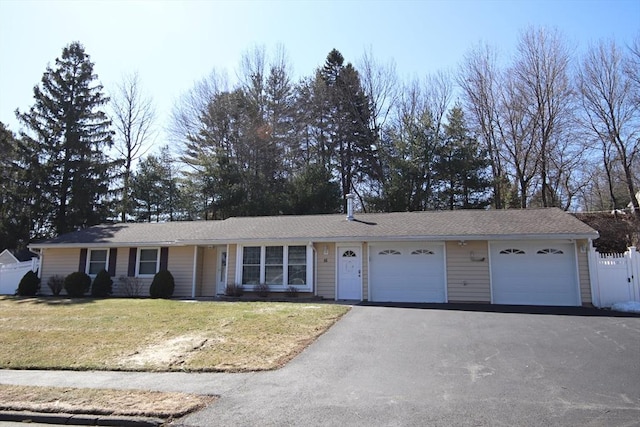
137 248 159 276
287 246 307 285
265 246 284 285
240 245 309 288
242 247 261 285
87 249 108 276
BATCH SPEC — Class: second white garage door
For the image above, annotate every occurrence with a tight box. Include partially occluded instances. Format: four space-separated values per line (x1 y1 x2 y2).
369 243 446 303
490 241 580 306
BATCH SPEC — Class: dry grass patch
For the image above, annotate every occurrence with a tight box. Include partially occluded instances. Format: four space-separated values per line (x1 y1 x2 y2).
0 297 349 372
0 384 214 418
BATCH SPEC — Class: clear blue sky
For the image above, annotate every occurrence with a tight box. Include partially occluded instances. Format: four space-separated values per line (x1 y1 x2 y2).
1 0 638 143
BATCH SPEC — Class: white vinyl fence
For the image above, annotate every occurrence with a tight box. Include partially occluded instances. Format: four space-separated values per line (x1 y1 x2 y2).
0 259 39 295
589 247 640 308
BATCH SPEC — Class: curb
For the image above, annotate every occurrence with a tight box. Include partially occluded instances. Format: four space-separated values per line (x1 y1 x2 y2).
0 410 165 426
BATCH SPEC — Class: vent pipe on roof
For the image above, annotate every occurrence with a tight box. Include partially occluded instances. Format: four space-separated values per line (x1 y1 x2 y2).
346 193 355 221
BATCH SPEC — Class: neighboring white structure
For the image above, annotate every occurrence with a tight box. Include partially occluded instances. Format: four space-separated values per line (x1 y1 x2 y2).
589 246 640 308
0 249 40 294
0 249 20 266
627 191 640 212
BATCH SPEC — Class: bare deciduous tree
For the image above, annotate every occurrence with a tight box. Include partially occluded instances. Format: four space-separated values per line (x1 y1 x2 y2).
358 46 399 134
513 26 575 208
578 38 640 217
169 69 229 150
458 43 506 208
111 72 156 222
497 69 538 208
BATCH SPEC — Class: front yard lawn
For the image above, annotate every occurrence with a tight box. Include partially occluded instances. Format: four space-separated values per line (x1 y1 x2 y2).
0 297 349 372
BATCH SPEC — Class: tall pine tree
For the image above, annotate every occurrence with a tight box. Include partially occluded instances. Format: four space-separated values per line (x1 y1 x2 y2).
0 122 40 249
320 49 377 212
16 42 115 235
436 106 492 209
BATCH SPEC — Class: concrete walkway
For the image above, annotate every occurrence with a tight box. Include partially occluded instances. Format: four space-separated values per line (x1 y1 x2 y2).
2 305 639 426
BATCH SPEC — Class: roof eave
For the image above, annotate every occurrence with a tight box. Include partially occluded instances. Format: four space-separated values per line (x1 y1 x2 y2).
30 232 598 249
29 241 188 249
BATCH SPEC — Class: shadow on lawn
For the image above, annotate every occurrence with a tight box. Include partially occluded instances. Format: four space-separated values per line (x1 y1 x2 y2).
356 301 640 318
10 296 96 306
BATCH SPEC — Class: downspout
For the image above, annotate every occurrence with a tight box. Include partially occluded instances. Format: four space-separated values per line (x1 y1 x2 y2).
33 248 42 279
311 244 317 297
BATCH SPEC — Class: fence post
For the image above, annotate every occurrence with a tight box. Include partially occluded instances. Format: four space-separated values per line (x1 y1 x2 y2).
628 247 639 301
588 244 601 308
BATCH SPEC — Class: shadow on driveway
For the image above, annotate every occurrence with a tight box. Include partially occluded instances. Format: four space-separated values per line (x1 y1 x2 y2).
357 301 640 317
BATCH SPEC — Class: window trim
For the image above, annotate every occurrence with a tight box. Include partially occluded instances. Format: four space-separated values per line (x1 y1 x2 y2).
136 247 160 277
86 248 109 277
237 244 312 291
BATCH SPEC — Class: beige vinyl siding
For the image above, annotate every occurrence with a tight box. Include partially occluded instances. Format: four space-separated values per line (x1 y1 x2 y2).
167 246 196 298
201 246 217 297
40 248 81 295
576 239 592 305
112 247 150 297
194 247 204 297
315 243 336 299
446 241 491 302
227 244 237 286
113 248 129 279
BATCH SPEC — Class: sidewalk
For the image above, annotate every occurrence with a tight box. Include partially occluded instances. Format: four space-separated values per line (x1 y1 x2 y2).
0 369 250 426
0 369 253 395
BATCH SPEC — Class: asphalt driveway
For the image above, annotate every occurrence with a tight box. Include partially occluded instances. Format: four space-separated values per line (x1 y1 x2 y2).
180 304 640 427
1 304 639 426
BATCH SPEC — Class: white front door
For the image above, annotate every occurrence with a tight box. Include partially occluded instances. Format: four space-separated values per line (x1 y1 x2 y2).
216 248 227 295
337 246 361 300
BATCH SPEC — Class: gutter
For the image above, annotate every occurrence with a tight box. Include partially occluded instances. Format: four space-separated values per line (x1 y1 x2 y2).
28 233 600 250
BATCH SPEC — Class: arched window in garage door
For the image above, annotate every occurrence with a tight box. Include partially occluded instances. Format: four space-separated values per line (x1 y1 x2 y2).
411 249 434 255
536 248 564 255
378 249 401 255
499 248 526 255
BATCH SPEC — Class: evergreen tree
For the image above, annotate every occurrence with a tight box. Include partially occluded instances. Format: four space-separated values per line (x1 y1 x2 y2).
131 153 164 222
372 100 441 212
16 42 115 235
288 163 341 215
320 49 378 212
0 122 37 249
131 147 180 222
435 106 492 209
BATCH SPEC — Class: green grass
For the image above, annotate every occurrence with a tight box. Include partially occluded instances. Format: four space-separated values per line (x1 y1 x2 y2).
0 297 349 372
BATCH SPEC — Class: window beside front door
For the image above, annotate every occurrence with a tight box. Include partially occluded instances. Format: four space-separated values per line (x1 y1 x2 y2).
287 246 307 285
240 245 309 288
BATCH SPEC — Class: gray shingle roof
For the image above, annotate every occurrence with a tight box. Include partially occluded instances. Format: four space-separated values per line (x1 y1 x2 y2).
30 208 598 248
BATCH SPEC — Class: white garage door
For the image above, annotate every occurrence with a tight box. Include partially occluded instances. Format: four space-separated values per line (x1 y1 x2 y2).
490 241 579 306
369 243 446 303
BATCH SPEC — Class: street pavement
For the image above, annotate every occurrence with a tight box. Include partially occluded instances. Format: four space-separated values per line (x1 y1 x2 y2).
1 304 639 426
